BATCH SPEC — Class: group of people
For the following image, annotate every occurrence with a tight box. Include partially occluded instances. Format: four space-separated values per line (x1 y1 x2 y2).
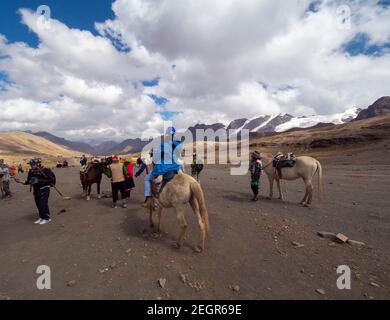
2 126 267 227
99 126 183 209
105 156 135 208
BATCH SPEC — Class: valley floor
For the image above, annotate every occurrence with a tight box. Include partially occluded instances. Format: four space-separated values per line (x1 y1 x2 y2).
0 141 390 300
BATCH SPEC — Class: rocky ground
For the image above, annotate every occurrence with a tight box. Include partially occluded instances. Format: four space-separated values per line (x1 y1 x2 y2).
0 140 389 300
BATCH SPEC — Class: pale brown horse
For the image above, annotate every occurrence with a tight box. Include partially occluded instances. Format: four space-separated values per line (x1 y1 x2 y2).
261 154 323 207
149 171 210 252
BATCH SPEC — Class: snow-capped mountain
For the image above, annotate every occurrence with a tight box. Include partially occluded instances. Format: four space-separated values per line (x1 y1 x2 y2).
275 107 361 133
225 107 360 136
228 113 294 135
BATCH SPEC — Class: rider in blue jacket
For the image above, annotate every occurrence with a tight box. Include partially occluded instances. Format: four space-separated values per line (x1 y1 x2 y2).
151 126 182 179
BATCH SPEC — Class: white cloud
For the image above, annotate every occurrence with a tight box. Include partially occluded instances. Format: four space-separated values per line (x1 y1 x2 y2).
0 0 389 140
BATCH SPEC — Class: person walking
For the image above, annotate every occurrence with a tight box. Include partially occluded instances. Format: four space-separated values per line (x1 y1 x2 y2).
249 151 264 201
23 159 56 225
106 155 127 208
135 154 154 207
0 159 12 197
123 158 135 200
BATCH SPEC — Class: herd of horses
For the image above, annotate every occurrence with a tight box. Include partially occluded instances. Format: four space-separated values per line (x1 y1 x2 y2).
77 154 322 252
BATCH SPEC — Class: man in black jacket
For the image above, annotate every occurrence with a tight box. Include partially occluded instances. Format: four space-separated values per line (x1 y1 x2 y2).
24 159 56 225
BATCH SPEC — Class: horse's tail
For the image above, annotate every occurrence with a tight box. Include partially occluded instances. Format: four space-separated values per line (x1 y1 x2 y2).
316 160 323 204
190 181 210 235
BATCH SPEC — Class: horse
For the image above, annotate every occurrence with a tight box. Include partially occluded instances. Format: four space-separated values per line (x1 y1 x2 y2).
80 159 110 201
191 163 204 182
261 154 323 207
149 171 210 252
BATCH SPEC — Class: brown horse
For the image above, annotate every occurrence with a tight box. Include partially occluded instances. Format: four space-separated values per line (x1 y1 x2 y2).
80 160 110 201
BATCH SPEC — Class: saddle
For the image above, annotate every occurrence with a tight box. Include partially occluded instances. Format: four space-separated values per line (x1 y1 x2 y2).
272 153 297 179
152 171 178 198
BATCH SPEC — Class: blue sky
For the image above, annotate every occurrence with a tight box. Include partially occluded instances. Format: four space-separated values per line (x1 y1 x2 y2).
0 0 115 47
0 0 166 114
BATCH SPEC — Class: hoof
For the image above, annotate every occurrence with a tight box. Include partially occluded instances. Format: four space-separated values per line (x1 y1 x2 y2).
194 246 203 253
174 242 182 249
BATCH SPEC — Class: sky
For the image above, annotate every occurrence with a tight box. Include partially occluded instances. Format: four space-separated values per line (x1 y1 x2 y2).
0 0 389 141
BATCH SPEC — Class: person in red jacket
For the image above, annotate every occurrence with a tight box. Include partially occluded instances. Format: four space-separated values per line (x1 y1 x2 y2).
123 158 135 200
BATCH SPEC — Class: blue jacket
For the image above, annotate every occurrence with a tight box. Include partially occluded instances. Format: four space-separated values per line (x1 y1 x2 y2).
152 139 182 177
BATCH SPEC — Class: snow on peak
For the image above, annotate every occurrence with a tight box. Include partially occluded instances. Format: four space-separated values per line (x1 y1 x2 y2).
275 107 360 133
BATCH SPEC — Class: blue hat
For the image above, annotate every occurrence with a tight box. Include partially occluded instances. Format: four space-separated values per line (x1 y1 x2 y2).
166 126 176 135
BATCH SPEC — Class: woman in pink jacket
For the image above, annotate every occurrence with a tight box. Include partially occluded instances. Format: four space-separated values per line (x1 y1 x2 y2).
123 158 135 200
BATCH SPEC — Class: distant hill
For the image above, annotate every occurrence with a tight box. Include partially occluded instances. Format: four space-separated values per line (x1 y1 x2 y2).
3 96 388 157
0 131 86 157
93 140 118 155
249 113 390 150
104 138 152 155
33 131 97 155
354 96 390 121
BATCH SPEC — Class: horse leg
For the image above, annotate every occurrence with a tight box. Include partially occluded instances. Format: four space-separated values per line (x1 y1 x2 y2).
300 190 309 205
81 179 85 196
190 196 205 253
87 184 91 201
301 179 313 207
299 178 309 205
267 175 274 200
97 181 101 199
276 178 284 200
156 206 162 233
149 202 155 229
175 206 188 249
305 180 314 207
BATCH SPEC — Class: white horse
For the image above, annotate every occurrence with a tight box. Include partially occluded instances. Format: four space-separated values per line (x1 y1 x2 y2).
261 154 323 207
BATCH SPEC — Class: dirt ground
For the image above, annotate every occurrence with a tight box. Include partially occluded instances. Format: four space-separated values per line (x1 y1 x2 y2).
0 141 390 300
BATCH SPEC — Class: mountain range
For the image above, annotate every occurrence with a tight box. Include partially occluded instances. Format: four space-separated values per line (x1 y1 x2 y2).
14 96 390 155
